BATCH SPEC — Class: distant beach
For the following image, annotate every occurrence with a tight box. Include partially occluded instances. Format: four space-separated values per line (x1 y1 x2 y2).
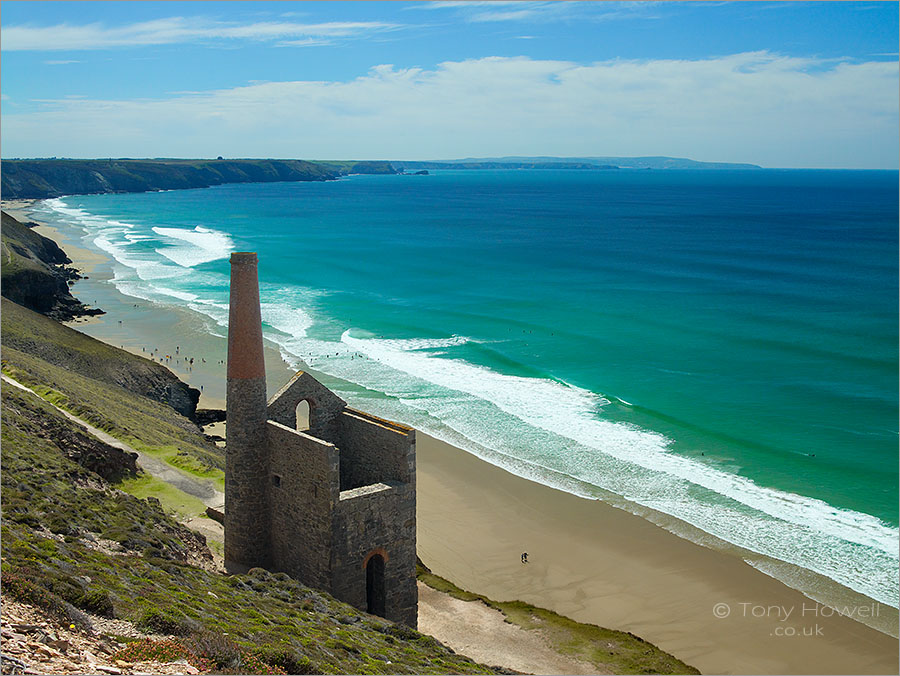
6 196 898 675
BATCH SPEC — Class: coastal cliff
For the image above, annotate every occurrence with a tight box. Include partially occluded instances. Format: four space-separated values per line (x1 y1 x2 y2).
0 158 339 199
1 298 201 420
0 210 102 321
0 155 760 200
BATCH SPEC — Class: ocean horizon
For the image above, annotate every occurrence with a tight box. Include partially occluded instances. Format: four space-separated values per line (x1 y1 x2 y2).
37 167 899 610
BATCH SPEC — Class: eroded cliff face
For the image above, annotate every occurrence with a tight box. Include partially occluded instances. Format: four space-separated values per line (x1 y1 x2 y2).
0 211 102 322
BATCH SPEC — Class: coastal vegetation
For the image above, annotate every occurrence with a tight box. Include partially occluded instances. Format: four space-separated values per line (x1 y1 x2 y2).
1 290 200 420
0 383 501 674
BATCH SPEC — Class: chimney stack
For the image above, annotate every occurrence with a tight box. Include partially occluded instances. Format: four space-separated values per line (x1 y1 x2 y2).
225 252 271 571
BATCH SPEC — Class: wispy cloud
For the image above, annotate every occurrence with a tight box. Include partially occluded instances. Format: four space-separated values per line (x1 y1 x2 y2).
411 1 574 22
1 17 403 51
44 59 80 65
409 1 661 23
4 52 896 168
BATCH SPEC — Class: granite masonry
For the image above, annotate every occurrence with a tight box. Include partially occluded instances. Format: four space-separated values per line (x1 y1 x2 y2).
225 252 418 627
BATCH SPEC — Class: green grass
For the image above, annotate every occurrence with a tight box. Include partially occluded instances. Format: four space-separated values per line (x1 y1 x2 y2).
117 474 209 519
2 348 223 472
126 440 226 491
417 561 700 675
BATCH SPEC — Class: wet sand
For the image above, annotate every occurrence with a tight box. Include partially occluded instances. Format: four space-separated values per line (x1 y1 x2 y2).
16 200 899 675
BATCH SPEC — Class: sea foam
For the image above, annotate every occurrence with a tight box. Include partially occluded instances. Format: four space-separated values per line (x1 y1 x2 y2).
334 331 898 606
152 226 234 268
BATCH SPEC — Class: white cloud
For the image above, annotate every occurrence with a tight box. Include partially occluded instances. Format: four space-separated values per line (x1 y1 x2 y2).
2 52 897 168
409 1 660 23
1 18 403 51
44 59 80 65
411 1 529 10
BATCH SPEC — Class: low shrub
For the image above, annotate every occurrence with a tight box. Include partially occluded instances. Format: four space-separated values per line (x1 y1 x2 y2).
79 588 115 617
253 645 319 674
183 631 242 670
136 607 194 636
112 638 210 671
1 569 93 631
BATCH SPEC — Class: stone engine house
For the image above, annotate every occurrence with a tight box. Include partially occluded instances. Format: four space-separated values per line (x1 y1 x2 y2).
224 252 417 627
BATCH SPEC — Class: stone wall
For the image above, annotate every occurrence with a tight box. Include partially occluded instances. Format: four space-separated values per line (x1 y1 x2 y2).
267 420 339 591
332 481 418 628
335 410 415 490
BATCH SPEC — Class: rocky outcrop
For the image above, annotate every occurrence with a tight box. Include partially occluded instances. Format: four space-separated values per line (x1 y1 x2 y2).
2 381 139 482
195 409 227 426
0 211 102 321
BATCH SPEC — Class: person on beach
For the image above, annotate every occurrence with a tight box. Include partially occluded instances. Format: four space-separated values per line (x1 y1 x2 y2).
521 552 528 564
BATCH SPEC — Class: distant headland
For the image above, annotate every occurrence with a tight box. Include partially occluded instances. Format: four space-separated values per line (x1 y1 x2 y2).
0 155 762 200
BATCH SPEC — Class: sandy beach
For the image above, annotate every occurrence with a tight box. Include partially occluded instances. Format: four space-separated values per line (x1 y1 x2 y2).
8 200 898 675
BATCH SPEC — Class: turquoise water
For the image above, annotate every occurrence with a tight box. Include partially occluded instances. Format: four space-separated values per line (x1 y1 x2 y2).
39 169 899 606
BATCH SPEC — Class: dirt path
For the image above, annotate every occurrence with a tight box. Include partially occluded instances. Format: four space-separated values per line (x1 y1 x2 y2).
1 373 224 510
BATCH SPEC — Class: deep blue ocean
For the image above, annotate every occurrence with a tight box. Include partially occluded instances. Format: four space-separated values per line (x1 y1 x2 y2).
40 168 899 607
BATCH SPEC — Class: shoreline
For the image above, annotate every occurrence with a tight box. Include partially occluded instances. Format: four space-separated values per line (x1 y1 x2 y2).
10 199 898 674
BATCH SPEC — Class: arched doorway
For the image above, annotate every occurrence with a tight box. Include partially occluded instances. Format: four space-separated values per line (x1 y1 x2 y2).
366 554 386 617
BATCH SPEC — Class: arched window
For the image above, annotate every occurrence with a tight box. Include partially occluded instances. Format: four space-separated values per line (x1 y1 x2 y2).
295 399 311 432
365 554 386 618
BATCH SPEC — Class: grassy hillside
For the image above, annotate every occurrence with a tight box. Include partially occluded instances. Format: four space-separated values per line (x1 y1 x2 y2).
1 385 498 675
2 297 200 419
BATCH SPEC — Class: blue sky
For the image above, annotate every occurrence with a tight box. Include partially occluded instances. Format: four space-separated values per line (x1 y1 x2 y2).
2 1 898 168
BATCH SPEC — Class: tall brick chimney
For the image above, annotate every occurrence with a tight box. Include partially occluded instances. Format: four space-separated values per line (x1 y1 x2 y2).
225 252 271 572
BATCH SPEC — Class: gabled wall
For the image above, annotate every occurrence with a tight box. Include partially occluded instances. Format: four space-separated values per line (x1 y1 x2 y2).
267 371 347 440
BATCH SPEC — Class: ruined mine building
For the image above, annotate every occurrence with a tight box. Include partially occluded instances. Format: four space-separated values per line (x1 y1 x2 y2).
224 252 417 627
